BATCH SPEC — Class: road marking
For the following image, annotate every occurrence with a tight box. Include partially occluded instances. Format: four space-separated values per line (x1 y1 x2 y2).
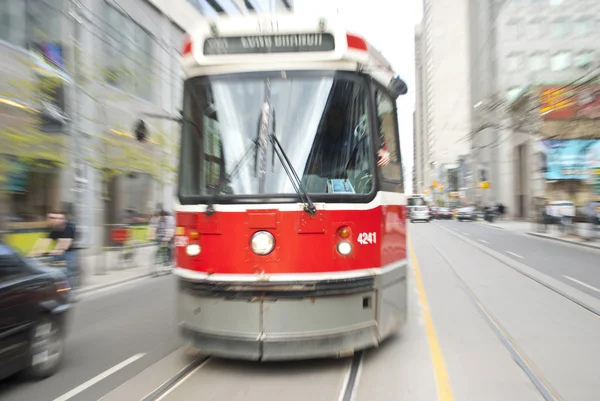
81 276 155 300
408 236 455 401
155 358 212 401
563 275 600 293
479 239 489 244
505 251 523 259
53 353 146 401
462 232 470 236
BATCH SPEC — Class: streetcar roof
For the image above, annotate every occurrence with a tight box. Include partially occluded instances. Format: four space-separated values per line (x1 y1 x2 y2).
181 14 407 96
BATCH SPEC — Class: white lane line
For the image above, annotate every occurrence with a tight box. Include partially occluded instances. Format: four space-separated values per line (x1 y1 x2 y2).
462 232 470 236
53 353 146 401
563 275 600 293
505 251 524 259
479 239 489 244
155 358 212 401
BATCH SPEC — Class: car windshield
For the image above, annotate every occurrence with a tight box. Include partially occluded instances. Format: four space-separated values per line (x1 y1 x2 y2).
178 72 376 199
408 197 425 206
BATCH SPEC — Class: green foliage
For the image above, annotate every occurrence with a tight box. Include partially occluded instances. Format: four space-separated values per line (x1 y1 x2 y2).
1 50 181 204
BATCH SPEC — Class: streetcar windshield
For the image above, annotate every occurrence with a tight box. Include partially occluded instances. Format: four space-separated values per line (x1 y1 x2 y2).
178 72 376 200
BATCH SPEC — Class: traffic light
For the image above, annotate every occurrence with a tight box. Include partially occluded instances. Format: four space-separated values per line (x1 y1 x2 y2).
134 119 148 142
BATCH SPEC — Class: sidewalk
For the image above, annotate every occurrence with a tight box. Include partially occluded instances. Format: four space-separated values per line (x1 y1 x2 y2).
527 227 600 251
478 219 534 233
479 219 600 251
77 244 160 294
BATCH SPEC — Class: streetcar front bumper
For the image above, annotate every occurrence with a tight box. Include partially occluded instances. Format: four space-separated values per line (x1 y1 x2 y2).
175 264 407 361
179 320 379 361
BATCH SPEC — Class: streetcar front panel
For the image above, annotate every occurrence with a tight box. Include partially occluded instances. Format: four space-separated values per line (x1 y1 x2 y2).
172 15 408 360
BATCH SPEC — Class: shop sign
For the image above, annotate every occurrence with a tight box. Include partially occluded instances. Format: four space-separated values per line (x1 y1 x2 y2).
539 85 600 119
542 139 600 180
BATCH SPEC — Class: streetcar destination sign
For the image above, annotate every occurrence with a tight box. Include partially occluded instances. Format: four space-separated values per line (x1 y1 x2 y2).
203 33 335 55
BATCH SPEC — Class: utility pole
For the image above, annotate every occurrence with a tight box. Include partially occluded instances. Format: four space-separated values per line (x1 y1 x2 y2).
68 0 88 249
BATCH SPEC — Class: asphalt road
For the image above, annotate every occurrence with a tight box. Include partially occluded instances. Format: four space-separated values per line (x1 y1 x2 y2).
5 221 600 401
0 274 182 401
105 221 600 401
434 219 600 298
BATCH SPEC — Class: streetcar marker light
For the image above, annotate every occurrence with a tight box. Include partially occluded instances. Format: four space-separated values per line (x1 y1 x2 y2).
337 241 352 256
346 34 368 52
338 226 351 239
250 231 275 256
189 231 199 240
182 34 193 56
186 243 201 256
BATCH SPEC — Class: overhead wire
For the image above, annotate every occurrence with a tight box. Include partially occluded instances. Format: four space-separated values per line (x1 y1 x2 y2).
112 0 184 58
38 0 183 86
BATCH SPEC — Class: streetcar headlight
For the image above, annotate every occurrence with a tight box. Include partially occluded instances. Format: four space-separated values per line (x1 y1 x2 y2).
186 243 201 256
337 241 352 256
250 231 275 256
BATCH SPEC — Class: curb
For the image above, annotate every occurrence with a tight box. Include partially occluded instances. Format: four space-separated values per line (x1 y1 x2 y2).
476 221 505 230
526 232 600 251
76 272 153 295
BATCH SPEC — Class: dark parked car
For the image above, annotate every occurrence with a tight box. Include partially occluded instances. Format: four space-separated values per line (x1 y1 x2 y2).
437 207 453 220
0 244 72 381
457 206 478 221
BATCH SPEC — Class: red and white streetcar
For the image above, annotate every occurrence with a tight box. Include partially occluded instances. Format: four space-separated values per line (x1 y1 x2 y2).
170 13 408 361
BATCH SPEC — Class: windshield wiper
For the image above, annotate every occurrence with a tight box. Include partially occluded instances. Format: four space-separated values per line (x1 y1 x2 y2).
254 79 316 217
269 132 316 216
205 140 258 216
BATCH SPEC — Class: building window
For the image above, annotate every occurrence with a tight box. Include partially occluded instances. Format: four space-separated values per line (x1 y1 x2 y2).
528 18 545 39
132 24 154 100
551 18 569 38
506 19 523 40
103 2 154 101
551 51 571 71
574 51 594 68
574 17 593 37
0 0 62 48
507 53 525 72
529 52 547 71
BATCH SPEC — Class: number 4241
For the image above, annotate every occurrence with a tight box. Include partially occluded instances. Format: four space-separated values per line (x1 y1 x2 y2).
357 232 377 245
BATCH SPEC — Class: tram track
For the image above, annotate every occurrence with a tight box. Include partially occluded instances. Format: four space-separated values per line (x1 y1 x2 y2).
141 353 212 401
140 349 365 401
434 222 600 318
425 226 566 401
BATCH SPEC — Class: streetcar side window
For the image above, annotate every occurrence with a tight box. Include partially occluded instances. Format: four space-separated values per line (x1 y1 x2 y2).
375 89 403 189
179 85 204 197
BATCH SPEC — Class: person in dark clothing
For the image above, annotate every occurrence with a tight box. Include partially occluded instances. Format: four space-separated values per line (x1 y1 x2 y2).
30 211 79 293
497 203 505 219
48 212 78 292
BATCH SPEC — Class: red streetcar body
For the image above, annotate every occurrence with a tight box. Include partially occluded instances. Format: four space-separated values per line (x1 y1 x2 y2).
170 14 409 361
176 203 407 276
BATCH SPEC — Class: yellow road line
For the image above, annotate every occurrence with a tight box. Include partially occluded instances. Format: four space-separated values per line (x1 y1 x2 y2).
408 235 455 401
